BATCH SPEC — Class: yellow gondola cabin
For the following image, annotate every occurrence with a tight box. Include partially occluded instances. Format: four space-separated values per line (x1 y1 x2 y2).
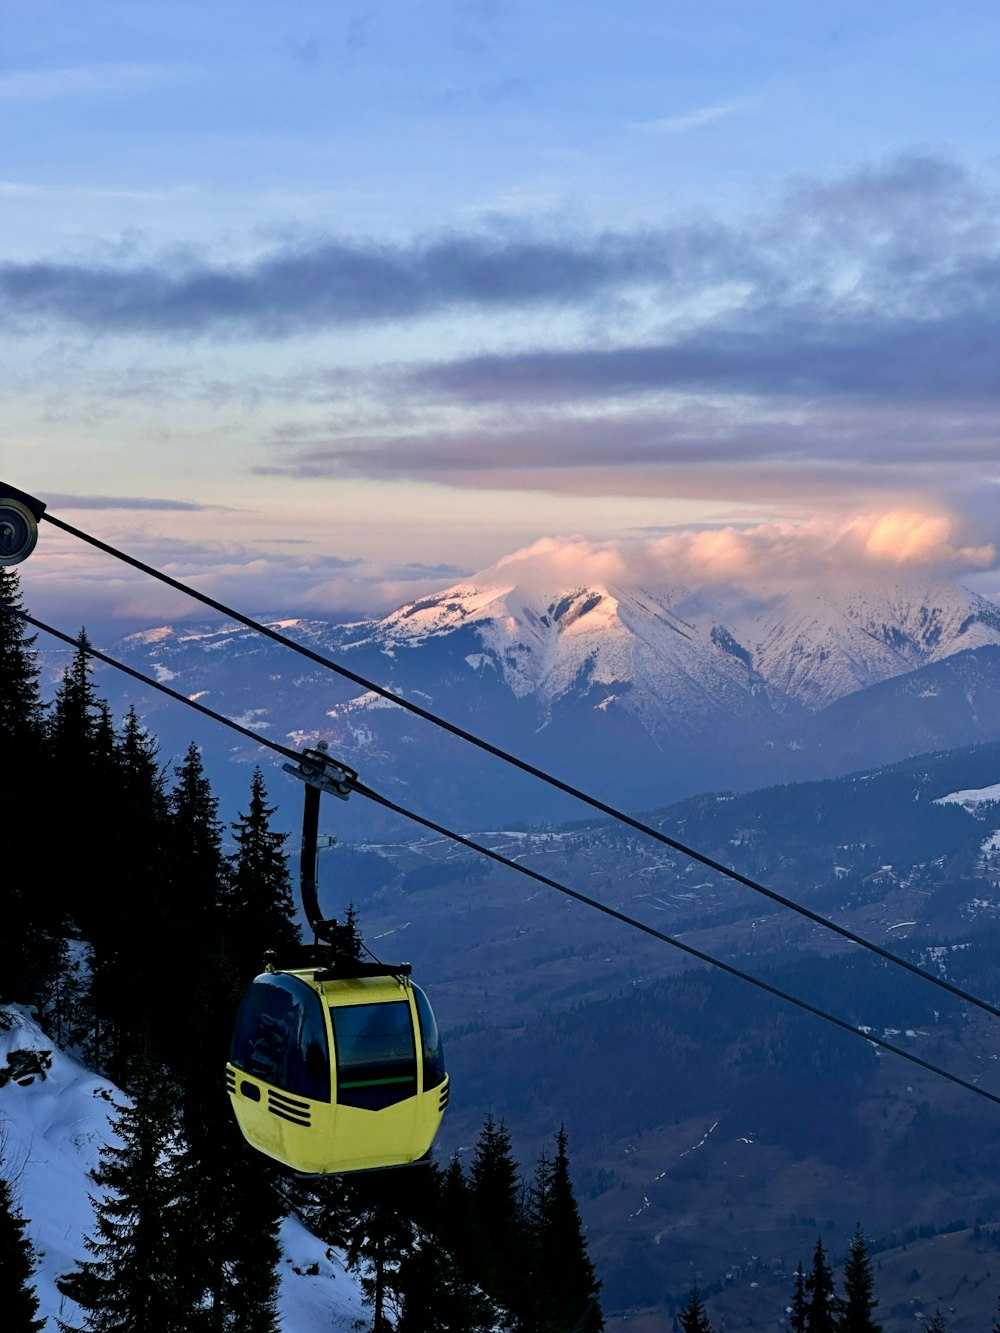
226 963 449 1176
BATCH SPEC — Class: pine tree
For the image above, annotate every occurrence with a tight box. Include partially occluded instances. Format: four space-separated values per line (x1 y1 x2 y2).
789 1262 808 1333
47 629 105 773
0 566 44 744
163 749 285 1333
395 1235 500 1333
925 1312 947 1332
57 1059 193 1333
80 707 172 1083
44 630 119 947
389 1158 500 1333
468 1113 526 1323
840 1224 881 1333
159 742 232 1107
678 1286 713 1333
168 1115 283 1333
344 1172 419 1333
0 567 63 1008
0 1160 46 1333
804 1237 840 1333
226 766 299 982
528 1126 603 1332
438 1155 474 1266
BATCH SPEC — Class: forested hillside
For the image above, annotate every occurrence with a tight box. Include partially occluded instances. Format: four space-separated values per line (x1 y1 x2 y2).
0 566 603 1333
10 560 1000 1331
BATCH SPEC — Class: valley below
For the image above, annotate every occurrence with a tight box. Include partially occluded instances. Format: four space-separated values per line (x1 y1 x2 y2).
320 744 1000 1329
28 572 1000 1328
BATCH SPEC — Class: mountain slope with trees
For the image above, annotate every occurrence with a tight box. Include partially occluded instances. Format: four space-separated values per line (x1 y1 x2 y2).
0 567 603 1333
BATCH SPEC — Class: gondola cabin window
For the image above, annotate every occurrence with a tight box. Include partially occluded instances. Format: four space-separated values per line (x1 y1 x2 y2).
230 973 330 1102
413 984 446 1089
331 1002 418 1109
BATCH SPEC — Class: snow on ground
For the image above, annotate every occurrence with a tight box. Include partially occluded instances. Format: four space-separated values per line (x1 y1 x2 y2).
933 782 1000 808
0 1006 367 1332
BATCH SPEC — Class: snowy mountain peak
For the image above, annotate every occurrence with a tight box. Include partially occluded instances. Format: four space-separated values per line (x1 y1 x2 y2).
37 568 1000 832
351 573 1000 717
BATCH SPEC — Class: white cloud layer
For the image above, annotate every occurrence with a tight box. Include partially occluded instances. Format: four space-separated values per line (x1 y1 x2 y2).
489 511 997 591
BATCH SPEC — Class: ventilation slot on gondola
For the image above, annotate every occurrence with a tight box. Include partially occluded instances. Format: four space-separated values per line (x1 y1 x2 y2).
439 1083 450 1111
267 1091 311 1126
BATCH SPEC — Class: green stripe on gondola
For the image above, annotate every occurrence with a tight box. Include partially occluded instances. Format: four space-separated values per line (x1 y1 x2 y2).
340 1075 417 1089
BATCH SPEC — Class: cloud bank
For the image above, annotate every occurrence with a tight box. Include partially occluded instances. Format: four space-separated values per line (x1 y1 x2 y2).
17 509 995 646
7 152 1000 612
486 512 996 591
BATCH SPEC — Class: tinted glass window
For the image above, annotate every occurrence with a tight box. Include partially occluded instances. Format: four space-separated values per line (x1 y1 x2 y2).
229 973 330 1102
331 1001 417 1110
413 985 446 1089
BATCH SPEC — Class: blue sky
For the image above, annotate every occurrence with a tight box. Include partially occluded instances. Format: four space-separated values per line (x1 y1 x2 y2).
4 1 1000 632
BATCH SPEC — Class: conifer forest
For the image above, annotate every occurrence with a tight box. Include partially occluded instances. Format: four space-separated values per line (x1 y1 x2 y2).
0 565 603 1332
4 560 1000 1333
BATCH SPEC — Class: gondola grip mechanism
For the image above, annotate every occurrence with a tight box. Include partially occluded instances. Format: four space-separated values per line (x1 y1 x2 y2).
282 741 356 801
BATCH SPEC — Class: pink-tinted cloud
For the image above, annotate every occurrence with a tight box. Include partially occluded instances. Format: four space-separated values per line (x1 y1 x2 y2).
12 507 997 647
482 511 996 590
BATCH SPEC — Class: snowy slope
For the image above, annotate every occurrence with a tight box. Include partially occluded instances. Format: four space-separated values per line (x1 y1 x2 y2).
0 1007 367 1332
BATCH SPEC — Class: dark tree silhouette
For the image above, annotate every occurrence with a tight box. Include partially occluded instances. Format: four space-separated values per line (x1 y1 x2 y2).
56 1058 192 1333
226 765 300 981
79 707 171 1083
840 1223 881 1333
468 1113 526 1323
804 1236 840 1333
678 1285 713 1333
0 567 44 745
789 1262 808 1333
0 567 63 1008
529 1126 603 1332
0 1154 45 1333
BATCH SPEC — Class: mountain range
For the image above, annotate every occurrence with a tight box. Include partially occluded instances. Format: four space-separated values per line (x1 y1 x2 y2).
35 571 1000 833
21 567 1000 1328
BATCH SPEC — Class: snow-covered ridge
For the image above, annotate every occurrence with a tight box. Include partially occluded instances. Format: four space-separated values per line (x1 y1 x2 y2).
341 574 1000 716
